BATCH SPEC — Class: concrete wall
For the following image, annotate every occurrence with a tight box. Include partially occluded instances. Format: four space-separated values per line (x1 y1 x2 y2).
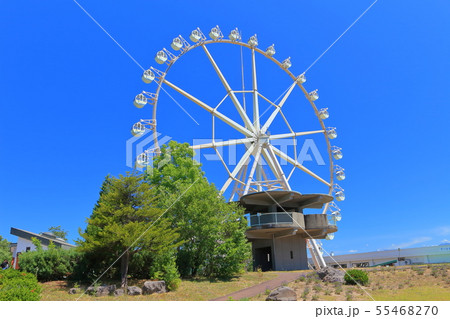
273 234 308 271
14 238 43 257
251 235 308 271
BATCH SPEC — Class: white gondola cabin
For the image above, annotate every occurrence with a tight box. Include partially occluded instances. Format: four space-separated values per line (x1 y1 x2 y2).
309 90 319 101
133 94 147 108
209 27 221 40
142 69 155 84
335 191 345 201
171 37 183 51
189 29 201 42
265 44 276 57
131 122 146 136
248 35 258 47
281 57 291 69
319 108 329 120
155 50 168 64
327 128 337 139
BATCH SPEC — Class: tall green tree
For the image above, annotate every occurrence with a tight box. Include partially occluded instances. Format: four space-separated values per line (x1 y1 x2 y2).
48 226 68 241
148 141 251 278
77 172 179 288
0 235 12 263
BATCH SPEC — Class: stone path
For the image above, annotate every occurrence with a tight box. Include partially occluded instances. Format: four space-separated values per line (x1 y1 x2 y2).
211 271 305 301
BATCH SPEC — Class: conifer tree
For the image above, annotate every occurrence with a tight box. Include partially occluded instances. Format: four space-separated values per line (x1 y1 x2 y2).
78 172 179 288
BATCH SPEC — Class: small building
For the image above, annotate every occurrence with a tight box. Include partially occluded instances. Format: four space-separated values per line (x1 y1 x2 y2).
10 227 75 258
242 190 337 271
321 244 450 268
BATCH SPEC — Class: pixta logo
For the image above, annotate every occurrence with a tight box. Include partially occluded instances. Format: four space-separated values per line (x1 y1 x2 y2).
126 131 172 172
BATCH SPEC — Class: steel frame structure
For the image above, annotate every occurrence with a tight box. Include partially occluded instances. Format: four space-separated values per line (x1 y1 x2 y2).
133 26 345 269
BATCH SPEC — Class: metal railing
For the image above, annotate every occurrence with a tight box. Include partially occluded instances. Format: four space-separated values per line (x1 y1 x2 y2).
248 212 337 228
249 212 295 227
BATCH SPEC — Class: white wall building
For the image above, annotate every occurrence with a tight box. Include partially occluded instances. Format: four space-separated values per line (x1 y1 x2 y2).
320 244 450 268
10 227 75 259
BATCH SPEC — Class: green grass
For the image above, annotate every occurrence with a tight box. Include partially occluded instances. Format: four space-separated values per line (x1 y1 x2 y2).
40 271 278 301
252 265 450 301
366 286 450 301
39 265 450 301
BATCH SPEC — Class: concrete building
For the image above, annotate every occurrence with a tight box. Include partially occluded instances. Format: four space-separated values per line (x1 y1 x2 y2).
10 227 75 258
242 190 337 271
321 244 450 268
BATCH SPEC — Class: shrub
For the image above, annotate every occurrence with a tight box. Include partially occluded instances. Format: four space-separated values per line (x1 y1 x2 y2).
344 269 369 286
301 287 310 299
149 249 181 291
19 242 82 282
0 269 41 301
313 284 322 292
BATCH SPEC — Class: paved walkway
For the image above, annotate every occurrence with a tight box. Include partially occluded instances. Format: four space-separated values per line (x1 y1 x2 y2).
211 271 305 301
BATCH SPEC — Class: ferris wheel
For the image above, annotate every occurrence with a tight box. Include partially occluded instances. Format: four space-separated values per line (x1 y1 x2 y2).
131 26 345 268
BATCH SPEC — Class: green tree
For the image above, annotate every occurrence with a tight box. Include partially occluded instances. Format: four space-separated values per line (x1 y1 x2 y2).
77 172 179 288
0 235 12 264
148 141 251 278
48 226 68 241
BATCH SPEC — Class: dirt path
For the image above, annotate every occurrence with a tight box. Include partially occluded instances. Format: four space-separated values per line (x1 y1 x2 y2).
211 271 305 301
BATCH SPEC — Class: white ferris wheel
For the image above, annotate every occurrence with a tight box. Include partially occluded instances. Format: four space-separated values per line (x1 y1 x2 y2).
131 26 345 267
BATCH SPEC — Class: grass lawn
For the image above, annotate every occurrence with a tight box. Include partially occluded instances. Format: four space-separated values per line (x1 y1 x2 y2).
251 264 450 301
40 271 278 301
39 264 450 301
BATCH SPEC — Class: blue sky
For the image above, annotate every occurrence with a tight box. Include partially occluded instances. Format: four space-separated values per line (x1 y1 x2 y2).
1 0 449 256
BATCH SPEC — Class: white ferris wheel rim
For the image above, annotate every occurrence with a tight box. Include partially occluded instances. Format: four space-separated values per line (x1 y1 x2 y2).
139 32 336 211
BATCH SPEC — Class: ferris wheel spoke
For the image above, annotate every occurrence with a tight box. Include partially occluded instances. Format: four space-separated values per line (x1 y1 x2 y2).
251 49 260 130
261 148 291 190
269 130 324 140
261 81 297 134
270 145 331 187
201 45 255 132
220 143 256 194
190 137 255 150
163 79 254 137
243 145 263 195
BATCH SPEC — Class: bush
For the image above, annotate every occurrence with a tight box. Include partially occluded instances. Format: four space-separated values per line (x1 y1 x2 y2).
344 269 369 286
0 269 41 301
19 241 82 281
149 250 181 291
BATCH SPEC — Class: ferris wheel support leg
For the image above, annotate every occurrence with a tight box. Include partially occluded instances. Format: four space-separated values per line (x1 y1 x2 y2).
308 239 327 269
220 143 256 194
264 147 291 190
243 146 263 195
229 159 249 200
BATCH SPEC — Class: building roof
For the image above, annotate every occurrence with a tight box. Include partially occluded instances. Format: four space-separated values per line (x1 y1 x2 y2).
10 227 75 248
323 244 450 264
240 190 333 212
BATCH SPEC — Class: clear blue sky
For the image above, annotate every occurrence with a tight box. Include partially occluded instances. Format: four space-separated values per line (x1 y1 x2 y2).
1 0 449 256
